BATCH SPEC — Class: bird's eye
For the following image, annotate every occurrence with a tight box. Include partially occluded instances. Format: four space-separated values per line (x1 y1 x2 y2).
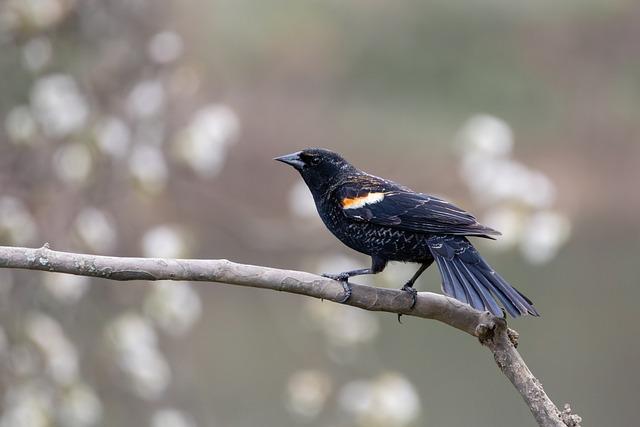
309 156 321 166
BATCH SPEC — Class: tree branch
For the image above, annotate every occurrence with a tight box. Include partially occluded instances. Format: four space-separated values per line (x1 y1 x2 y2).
0 244 581 427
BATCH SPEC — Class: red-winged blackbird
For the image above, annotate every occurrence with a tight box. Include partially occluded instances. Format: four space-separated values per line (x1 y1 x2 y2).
275 148 539 318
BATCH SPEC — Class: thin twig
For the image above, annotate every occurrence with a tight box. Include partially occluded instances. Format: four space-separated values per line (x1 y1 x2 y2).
0 244 581 427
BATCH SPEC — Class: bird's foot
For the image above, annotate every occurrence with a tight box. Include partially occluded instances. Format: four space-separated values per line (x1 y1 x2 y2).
322 272 350 282
322 272 352 303
397 283 418 323
337 281 352 303
401 283 418 308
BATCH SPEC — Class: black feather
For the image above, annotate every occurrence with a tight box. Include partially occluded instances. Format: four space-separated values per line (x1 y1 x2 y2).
467 264 520 317
441 258 467 303
452 258 485 311
456 261 503 316
434 257 455 298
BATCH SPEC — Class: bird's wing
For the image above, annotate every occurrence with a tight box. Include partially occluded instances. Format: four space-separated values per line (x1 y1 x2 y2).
336 180 500 237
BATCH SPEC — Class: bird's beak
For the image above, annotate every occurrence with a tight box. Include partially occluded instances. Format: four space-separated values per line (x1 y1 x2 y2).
274 151 305 170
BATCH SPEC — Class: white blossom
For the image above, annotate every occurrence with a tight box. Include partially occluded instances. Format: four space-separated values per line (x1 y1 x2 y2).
74 207 117 253
31 74 88 138
129 144 168 193
151 409 196 427
173 104 239 178
285 370 332 421
42 273 90 304
142 225 187 259
520 211 571 264
339 373 421 427
53 143 92 186
0 380 54 427
144 282 202 336
0 197 37 245
148 32 183 64
458 114 513 157
306 300 379 350
25 313 79 385
106 313 171 400
5 106 38 144
56 382 102 427
127 80 165 119
95 117 131 158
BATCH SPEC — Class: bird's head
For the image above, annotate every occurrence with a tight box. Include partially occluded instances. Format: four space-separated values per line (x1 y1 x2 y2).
275 148 356 192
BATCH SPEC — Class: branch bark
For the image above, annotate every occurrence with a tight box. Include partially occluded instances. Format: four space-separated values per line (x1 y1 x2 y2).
0 244 581 427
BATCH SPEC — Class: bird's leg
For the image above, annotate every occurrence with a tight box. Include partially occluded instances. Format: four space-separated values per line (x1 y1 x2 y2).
322 256 387 303
322 268 373 282
398 260 433 323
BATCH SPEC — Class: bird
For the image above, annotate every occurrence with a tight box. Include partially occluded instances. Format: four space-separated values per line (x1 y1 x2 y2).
275 148 539 318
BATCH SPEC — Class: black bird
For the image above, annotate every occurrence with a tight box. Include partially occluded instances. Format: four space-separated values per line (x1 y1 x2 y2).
275 148 538 318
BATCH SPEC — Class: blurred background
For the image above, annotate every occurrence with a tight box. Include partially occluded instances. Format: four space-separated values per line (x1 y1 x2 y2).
0 0 638 426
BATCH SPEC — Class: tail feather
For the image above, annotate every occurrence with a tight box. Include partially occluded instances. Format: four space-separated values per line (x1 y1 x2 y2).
428 235 539 317
440 258 469 303
474 258 539 316
434 257 456 300
514 287 536 306
456 261 503 316
451 259 485 311
467 264 520 317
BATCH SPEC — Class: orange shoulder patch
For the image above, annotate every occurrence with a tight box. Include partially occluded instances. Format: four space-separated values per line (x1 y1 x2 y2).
341 192 385 209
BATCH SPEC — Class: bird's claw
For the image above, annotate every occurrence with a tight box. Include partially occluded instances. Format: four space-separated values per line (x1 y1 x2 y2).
401 284 418 309
397 283 418 324
337 281 352 303
322 272 352 303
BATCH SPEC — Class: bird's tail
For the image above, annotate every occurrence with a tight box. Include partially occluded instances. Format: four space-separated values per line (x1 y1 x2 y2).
427 235 539 317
